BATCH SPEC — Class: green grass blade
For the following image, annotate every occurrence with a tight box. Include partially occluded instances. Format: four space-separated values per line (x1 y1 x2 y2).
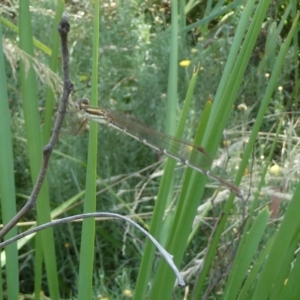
237 234 276 300
235 8 298 195
165 0 178 135
278 240 300 299
0 16 52 56
134 2 180 298
186 98 213 245
193 0 272 297
222 209 270 300
159 68 201 246
269 236 299 299
146 4 272 298
252 182 300 298
148 101 212 300
204 0 267 153
0 22 19 300
161 98 212 254
134 68 200 300
77 1 99 299
147 0 268 297
183 0 241 31
258 2 292 72
18 1 59 298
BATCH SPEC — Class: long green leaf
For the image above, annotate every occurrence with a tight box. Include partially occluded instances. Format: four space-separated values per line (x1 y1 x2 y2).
146 1 269 298
222 209 270 300
0 21 19 300
148 100 212 300
0 16 52 56
165 0 178 135
77 1 99 299
18 1 59 299
134 68 200 299
279 235 300 299
252 183 300 298
269 235 300 299
194 1 272 297
237 234 276 299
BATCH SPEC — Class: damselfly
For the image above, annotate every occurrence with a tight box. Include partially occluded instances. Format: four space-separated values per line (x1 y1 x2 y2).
72 98 244 199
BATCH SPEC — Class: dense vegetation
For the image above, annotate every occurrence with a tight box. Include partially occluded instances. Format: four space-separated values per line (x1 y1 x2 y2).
0 0 299 299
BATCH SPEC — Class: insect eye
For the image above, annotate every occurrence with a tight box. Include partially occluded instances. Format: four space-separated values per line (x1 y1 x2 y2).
80 98 90 106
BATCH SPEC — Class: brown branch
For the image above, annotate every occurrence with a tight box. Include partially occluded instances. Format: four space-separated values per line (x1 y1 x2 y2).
0 12 73 240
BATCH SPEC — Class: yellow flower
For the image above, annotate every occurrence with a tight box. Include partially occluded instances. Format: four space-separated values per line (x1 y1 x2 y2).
123 289 133 297
179 60 191 67
223 140 231 147
79 74 88 82
269 164 281 176
237 103 248 111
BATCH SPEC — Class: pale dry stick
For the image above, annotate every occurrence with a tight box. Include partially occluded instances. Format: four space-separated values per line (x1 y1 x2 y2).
0 13 73 239
75 98 245 200
0 212 185 286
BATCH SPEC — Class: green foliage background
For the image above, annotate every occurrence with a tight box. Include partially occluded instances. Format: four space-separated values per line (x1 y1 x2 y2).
0 0 300 299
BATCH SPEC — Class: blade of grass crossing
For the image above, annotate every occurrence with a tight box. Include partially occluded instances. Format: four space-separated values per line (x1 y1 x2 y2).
193 1 272 297
278 238 300 299
18 1 59 298
178 0 185 29
237 33 299 294
183 0 241 32
159 0 179 251
223 7 299 259
148 100 212 300
158 68 201 246
204 0 265 155
237 11 300 194
77 1 99 299
252 182 300 298
224 117 283 299
258 3 292 72
222 117 282 300
237 234 276 299
0 17 52 56
0 23 19 300
165 0 178 135
175 97 212 227
291 4 299 102
167 98 212 248
133 70 201 299
222 209 270 300
269 235 300 299
134 2 179 298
